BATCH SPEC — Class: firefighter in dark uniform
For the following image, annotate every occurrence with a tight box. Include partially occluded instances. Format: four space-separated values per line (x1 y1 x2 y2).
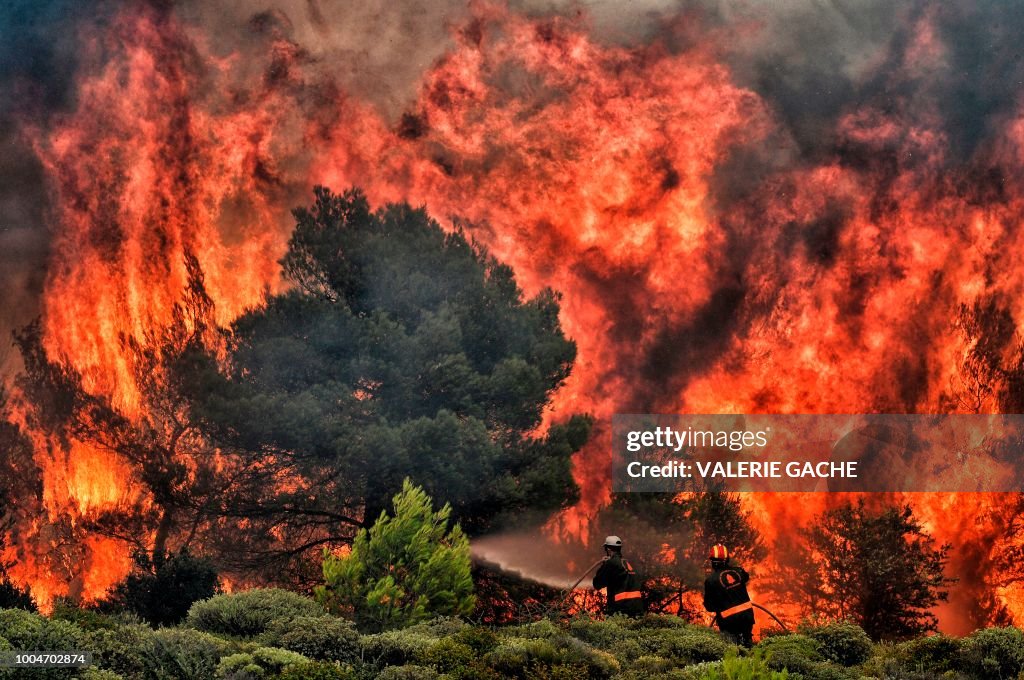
593 535 644 617
703 544 755 646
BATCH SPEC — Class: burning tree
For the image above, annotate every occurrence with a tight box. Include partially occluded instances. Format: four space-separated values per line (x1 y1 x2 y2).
772 499 953 641
12 254 229 591
0 387 39 610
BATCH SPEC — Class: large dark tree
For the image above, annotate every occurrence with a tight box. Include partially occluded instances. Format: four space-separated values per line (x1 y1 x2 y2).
185 187 588 575
773 499 952 640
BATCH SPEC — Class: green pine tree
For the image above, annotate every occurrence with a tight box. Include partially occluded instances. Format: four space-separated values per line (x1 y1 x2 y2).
316 479 475 631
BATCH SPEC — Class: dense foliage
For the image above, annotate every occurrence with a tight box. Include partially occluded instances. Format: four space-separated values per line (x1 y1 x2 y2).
316 480 474 632
100 549 220 626
188 186 588 550
0 598 1021 679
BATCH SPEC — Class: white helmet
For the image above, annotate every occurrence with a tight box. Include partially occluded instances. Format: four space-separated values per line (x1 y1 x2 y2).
604 535 622 548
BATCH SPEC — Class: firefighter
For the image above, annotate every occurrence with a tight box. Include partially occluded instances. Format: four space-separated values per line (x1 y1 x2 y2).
592 535 644 617
703 544 755 647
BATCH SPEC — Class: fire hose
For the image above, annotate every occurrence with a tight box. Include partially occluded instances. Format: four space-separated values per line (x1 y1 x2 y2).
751 602 789 632
547 560 791 633
545 558 606 616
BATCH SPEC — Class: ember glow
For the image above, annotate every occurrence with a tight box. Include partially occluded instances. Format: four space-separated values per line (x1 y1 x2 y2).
3 0 1024 632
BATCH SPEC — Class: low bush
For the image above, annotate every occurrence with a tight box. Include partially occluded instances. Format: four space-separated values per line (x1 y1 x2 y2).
417 637 475 673
86 623 157 679
0 614 32 646
0 608 86 678
263 615 360 662
451 625 499 653
958 626 1024 679
482 634 619 679
51 600 120 632
676 661 725 680
569 616 633 649
187 589 327 638
626 654 675 675
403 616 468 638
894 633 962 676
606 636 645 662
362 629 438 667
702 650 790 679
80 670 126 680
278 661 353 680
143 627 235 680
649 625 734 664
375 665 440 680
7 599 1024 679
634 614 691 630
216 646 310 679
801 621 873 666
756 634 822 676
507 618 562 640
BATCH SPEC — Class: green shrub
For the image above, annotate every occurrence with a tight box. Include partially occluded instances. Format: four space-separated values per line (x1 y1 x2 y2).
801 622 873 666
263 615 359 662
81 670 126 680
755 634 822 676
635 614 691 630
569 616 633 649
278 661 353 680
628 655 675 675
217 646 310 678
0 608 87 678
217 652 266 679
676 661 724 680
316 481 475 632
50 600 118 632
650 625 733 664
508 618 562 640
86 623 157 679
0 608 54 647
451 625 498 653
959 627 1024 680
362 630 438 667
894 634 961 676
143 627 234 680
607 636 647 663
417 637 475 672
482 637 533 675
375 665 440 680
187 588 326 638
482 635 618 679
403 617 468 638
702 650 790 679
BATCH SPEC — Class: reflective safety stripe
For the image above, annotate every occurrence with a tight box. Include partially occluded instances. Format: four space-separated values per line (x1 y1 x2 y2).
720 601 753 618
613 591 642 601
